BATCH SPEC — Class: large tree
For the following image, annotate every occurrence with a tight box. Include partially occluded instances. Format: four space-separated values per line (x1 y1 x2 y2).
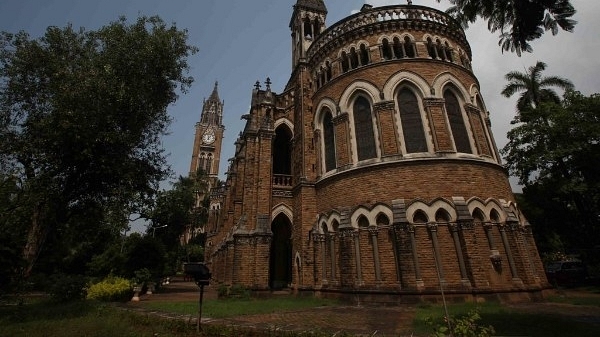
438 0 577 55
0 16 197 278
502 91 600 252
501 61 574 114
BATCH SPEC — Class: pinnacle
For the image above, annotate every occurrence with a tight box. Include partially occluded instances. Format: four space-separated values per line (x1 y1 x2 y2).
208 81 220 102
295 0 327 13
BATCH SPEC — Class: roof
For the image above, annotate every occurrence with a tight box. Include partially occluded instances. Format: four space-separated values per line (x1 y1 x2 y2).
294 0 327 13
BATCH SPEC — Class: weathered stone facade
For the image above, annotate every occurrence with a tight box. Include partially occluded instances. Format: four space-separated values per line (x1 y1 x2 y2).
204 0 549 303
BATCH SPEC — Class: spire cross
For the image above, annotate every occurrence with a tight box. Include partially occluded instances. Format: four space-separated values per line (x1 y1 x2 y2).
254 80 261 90
407 0 413 4
265 77 272 91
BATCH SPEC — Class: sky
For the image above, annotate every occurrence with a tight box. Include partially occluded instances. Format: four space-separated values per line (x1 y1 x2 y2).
1 0 598 194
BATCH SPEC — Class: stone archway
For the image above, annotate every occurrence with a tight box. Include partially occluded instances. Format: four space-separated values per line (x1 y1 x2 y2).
269 213 292 290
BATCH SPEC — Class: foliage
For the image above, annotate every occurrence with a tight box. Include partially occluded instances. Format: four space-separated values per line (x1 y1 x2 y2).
501 61 574 113
47 274 87 302
427 309 495 337
0 16 197 280
437 1 577 55
132 268 152 286
502 91 600 251
86 276 132 302
123 235 167 279
148 169 209 252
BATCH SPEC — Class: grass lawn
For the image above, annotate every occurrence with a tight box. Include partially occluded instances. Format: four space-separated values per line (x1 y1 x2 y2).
139 296 339 318
412 301 600 337
3 291 600 337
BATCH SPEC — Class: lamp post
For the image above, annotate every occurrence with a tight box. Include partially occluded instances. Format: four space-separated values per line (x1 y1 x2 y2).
151 224 168 237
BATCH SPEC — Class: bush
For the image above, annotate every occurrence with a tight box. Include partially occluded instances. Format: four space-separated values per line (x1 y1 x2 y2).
427 309 495 337
47 274 87 302
86 276 132 302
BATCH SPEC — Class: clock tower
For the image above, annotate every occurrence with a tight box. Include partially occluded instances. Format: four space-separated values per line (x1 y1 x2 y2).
189 82 225 190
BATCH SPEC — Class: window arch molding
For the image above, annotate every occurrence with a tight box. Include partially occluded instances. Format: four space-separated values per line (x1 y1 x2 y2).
274 117 294 134
317 211 342 233
466 197 504 223
349 204 393 229
382 70 429 101
271 203 294 223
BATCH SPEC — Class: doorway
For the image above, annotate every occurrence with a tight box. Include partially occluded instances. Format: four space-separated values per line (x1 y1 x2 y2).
269 214 292 290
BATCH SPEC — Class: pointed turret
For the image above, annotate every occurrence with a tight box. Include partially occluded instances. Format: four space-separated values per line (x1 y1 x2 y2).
294 0 327 13
290 0 327 69
208 81 220 102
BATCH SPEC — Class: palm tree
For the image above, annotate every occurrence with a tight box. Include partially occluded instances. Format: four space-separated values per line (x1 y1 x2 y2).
501 61 574 113
437 0 577 55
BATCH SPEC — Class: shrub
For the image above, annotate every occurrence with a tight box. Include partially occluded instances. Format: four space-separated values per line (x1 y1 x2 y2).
427 309 495 337
86 276 132 302
47 274 87 302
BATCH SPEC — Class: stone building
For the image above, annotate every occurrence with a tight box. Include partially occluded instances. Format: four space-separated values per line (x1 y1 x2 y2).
203 0 549 302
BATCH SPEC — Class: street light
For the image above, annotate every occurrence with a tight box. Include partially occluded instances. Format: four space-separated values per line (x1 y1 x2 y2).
151 224 168 237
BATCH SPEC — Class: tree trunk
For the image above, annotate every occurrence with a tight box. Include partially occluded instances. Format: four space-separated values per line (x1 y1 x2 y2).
22 202 46 278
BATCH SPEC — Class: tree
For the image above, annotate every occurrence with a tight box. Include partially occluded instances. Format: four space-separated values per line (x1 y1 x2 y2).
437 0 577 55
501 61 574 114
0 16 197 279
148 169 209 255
502 91 600 251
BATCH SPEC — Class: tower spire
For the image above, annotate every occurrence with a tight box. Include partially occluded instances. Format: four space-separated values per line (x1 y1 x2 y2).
208 81 220 102
294 0 327 13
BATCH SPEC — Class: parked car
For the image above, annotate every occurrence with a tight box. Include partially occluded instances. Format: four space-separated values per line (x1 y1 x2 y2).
545 260 588 286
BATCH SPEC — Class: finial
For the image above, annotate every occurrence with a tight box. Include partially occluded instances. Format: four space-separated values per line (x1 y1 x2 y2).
254 80 261 90
265 77 272 91
407 0 413 5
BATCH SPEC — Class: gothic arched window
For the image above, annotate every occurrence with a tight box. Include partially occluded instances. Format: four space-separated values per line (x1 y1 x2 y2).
323 109 337 172
404 36 416 58
350 47 359 69
398 88 428 153
393 37 404 58
353 96 377 161
206 153 214 174
359 44 370 66
381 38 393 60
444 90 472 154
341 51 349 73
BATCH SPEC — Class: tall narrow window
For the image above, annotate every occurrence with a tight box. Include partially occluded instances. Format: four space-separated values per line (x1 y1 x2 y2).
359 44 370 66
381 39 393 60
325 61 332 81
341 52 349 73
206 153 213 174
198 153 206 173
323 109 336 172
427 37 437 59
354 96 377 161
444 90 472 153
350 47 359 69
398 88 428 153
404 36 416 58
393 37 404 58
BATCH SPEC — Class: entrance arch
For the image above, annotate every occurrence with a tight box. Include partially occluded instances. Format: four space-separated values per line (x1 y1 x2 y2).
269 213 292 289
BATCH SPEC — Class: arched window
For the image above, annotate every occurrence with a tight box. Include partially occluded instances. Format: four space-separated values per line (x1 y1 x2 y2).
273 125 292 175
198 153 206 173
376 213 390 226
436 39 445 61
444 90 472 154
206 153 214 174
398 88 428 153
303 18 313 39
359 44 370 66
435 209 451 223
350 47 359 69
323 109 337 172
341 51 349 73
404 36 416 58
413 210 428 224
427 37 437 59
381 38 393 60
325 61 332 81
393 37 404 58
353 96 377 161
358 215 370 228
444 42 454 62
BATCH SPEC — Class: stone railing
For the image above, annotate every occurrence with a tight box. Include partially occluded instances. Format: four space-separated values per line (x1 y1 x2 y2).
273 174 293 188
306 5 463 60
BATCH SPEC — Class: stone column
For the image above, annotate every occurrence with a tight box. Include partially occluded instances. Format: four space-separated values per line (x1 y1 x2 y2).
499 224 520 282
428 223 445 282
368 225 382 282
450 223 471 287
353 230 363 285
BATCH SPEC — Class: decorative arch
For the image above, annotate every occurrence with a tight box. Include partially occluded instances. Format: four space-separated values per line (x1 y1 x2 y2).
430 198 458 222
431 72 470 99
271 203 293 222
383 70 430 101
274 117 294 133
339 80 380 112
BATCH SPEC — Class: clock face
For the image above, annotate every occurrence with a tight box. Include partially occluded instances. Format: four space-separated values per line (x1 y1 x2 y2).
202 132 215 144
